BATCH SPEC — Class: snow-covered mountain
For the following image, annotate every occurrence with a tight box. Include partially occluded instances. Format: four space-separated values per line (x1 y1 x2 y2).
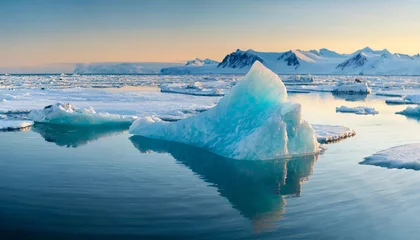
161 47 420 75
74 62 183 74
186 58 219 66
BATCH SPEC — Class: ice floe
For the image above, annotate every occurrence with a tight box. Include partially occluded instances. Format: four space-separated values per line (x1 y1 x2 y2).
332 83 371 94
312 124 356 144
361 143 420 170
0 120 33 131
336 106 379 115
130 61 320 160
28 102 137 126
160 82 224 96
396 105 420 117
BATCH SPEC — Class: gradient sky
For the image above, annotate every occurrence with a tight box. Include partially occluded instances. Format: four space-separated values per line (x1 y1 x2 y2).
1 0 420 67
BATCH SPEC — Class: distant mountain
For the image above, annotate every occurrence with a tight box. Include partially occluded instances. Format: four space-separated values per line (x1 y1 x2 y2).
160 47 420 75
74 62 183 74
186 58 219 66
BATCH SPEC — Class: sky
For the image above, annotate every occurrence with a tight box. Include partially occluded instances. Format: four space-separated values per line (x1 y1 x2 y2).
1 0 420 68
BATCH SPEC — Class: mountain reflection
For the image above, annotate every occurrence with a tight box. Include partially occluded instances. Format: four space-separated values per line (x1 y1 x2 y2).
32 124 127 148
130 136 318 231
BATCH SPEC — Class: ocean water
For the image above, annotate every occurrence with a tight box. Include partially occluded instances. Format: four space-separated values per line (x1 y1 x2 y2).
1 93 420 239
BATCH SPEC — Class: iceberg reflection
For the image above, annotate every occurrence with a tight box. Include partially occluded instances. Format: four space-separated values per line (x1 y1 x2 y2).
32 124 127 148
130 136 318 231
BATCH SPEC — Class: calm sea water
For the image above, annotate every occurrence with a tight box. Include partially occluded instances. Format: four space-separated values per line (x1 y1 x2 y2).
1 93 420 239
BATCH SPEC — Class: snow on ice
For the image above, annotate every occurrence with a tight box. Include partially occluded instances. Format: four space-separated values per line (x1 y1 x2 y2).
313 124 356 144
336 106 379 115
29 102 137 126
332 83 371 95
130 61 320 160
361 143 420 170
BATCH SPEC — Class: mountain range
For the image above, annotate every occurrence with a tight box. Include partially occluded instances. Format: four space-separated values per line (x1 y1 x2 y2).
161 47 420 75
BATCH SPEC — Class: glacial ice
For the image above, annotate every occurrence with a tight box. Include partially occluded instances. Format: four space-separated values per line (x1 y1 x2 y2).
28 102 137 126
336 106 379 115
361 143 420 170
332 83 371 94
0 120 34 131
129 61 320 160
396 105 420 117
312 124 356 143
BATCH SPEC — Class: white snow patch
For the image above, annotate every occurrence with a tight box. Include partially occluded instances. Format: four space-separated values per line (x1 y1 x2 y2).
336 106 379 115
130 61 320 160
361 143 420 170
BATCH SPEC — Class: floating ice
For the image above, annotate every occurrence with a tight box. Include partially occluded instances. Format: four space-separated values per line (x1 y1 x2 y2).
361 143 420 170
385 99 413 105
384 94 420 105
0 120 33 131
336 106 379 115
28 102 137 126
396 105 420 117
130 61 320 160
160 83 224 96
312 124 356 144
332 83 371 94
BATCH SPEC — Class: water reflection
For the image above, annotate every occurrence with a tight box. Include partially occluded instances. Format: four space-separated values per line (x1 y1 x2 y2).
32 124 127 148
130 136 318 231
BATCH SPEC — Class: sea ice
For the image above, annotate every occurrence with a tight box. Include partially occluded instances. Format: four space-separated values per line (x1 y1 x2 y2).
160 82 224 96
28 102 137 126
130 61 320 160
396 105 420 117
332 83 371 94
0 120 33 131
312 124 356 143
384 94 420 105
336 106 379 115
361 143 420 170
385 99 413 105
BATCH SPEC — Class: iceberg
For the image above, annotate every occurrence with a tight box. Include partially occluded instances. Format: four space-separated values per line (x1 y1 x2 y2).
312 124 356 143
332 83 371 94
336 106 379 115
129 61 320 160
361 143 420 170
28 102 137 126
0 120 33 131
396 105 420 117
